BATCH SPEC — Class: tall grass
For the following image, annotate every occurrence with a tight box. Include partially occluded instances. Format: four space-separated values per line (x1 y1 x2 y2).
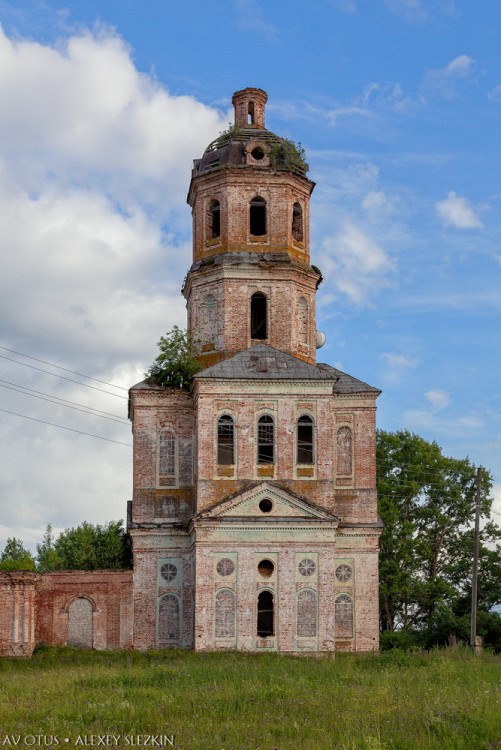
0 646 499 749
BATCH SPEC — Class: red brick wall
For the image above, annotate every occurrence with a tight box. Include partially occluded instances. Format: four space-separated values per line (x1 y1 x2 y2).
0 572 39 656
36 570 133 650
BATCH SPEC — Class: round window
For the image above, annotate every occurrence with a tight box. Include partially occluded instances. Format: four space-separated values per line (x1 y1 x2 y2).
160 563 177 582
251 146 265 160
335 564 352 582
259 498 273 513
257 559 274 577
216 558 235 577
298 558 316 577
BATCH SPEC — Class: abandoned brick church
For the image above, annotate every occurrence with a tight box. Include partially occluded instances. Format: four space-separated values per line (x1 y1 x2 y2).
0 88 382 656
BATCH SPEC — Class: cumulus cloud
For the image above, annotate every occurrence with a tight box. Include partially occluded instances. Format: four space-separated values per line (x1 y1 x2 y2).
318 220 395 305
422 54 476 99
435 191 483 229
381 353 420 382
0 24 229 549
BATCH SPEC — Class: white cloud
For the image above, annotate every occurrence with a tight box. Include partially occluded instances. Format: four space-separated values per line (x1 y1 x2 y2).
488 84 501 103
234 0 278 40
435 191 483 229
362 190 400 219
381 353 420 382
385 0 427 22
425 389 450 412
385 0 457 23
332 0 358 12
422 54 476 99
0 24 229 550
318 220 395 306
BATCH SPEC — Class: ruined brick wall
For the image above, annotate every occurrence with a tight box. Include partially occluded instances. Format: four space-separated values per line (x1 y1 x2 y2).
0 572 40 656
36 570 132 650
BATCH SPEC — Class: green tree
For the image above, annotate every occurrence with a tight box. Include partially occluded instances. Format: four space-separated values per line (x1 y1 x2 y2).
377 430 500 647
36 524 61 572
0 537 36 571
146 326 201 389
52 520 132 570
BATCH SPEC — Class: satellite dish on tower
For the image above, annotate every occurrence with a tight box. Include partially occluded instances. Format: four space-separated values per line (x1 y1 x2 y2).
315 330 326 349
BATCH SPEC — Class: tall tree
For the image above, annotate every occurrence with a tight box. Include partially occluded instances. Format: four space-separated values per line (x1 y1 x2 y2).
36 524 61 572
377 430 500 641
146 326 201 389
0 537 36 571
51 520 132 570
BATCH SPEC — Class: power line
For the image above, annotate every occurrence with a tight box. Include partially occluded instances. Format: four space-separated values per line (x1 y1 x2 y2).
0 382 129 426
0 378 128 421
0 407 132 447
0 353 128 400
0 345 128 391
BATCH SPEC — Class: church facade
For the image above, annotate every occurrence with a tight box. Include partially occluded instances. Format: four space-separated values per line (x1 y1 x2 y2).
128 88 382 653
0 88 381 657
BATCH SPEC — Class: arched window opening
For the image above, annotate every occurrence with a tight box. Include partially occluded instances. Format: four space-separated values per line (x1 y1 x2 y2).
158 593 180 644
207 199 220 239
292 202 303 242
248 101 255 125
251 292 267 339
215 589 236 638
257 415 274 464
217 415 235 465
250 197 267 236
297 589 317 638
257 590 274 637
297 415 314 464
159 430 176 487
335 594 353 637
298 297 308 345
337 426 353 475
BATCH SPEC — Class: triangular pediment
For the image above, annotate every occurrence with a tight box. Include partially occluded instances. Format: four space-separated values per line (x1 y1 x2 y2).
197 482 339 522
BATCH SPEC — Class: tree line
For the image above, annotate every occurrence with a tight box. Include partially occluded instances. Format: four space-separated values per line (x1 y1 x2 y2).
1 429 499 648
0 520 132 572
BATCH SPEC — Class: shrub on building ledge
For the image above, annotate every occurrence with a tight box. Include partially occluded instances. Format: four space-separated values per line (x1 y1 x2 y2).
146 326 202 389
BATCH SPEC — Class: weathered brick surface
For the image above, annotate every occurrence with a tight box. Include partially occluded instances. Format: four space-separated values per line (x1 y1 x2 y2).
36 571 133 650
0 572 40 656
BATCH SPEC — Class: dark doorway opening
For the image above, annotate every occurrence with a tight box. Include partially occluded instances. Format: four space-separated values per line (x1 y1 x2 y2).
257 590 274 637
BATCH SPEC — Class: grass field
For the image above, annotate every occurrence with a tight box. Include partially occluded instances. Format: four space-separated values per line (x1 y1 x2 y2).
0 646 500 750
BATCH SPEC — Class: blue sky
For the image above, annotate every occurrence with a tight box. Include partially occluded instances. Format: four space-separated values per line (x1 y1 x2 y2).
0 0 500 550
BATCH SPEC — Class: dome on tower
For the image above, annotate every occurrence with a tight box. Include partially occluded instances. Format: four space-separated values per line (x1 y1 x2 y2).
192 88 309 179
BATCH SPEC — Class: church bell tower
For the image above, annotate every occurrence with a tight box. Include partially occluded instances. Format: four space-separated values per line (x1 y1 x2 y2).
184 87 321 368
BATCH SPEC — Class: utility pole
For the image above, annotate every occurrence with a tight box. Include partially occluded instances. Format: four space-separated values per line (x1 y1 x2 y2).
470 466 482 649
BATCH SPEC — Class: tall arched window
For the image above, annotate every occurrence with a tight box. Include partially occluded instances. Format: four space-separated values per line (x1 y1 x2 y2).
217 415 235 465
257 590 274 637
159 430 176 487
257 415 274 464
335 594 353 637
215 589 236 638
207 199 220 239
250 196 267 236
158 593 180 644
292 202 303 242
298 297 308 345
297 415 314 464
337 426 353 475
297 589 317 638
248 101 255 125
251 292 267 339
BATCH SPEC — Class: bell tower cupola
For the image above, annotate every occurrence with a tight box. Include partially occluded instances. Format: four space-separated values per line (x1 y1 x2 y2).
183 88 322 368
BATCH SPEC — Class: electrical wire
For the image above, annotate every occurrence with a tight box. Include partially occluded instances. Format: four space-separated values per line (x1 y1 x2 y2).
0 382 129 426
0 407 132 447
0 353 128 399
0 345 128 391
